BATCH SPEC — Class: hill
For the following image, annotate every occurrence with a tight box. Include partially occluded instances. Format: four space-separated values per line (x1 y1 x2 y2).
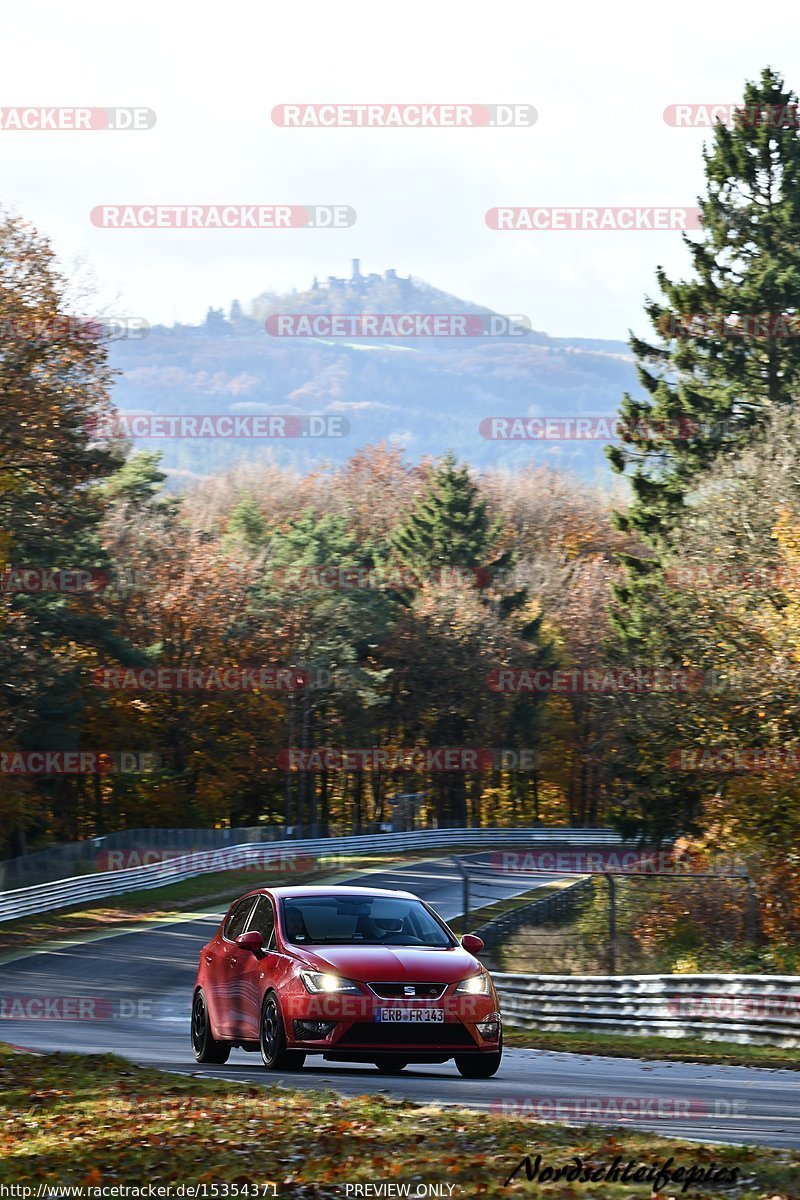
107 262 638 481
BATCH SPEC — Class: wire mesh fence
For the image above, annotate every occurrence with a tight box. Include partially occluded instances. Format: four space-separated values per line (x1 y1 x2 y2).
457 859 762 975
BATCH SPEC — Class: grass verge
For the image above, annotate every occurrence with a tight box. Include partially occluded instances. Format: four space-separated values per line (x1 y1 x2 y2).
503 1027 800 1071
0 1044 797 1197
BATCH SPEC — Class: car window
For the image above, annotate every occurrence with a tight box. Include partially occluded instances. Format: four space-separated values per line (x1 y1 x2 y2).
224 897 256 941
247 895 276 946
280 895 454 947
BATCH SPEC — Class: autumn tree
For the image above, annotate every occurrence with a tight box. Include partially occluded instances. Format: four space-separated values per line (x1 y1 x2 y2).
0 212 125 854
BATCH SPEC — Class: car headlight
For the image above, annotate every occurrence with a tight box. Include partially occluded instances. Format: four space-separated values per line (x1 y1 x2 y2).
455 972 491 995
300 971 361 994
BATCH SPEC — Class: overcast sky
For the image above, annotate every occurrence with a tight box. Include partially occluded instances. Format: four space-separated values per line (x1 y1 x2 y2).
3 0 797 339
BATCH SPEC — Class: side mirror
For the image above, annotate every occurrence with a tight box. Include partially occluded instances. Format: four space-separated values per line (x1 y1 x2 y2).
235 931 264 954
461 934 485 953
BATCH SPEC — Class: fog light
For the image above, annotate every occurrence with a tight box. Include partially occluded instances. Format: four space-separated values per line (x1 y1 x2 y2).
294 1019 336 1039
476 1014 501 1040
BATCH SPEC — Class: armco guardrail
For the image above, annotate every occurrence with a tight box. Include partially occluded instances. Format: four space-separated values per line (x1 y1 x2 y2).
0 823 355 890
0 827 624 923
493 973 800 1047
0 824 625 890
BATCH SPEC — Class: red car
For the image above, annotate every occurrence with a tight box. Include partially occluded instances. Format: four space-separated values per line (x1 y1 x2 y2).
191 885 503 1078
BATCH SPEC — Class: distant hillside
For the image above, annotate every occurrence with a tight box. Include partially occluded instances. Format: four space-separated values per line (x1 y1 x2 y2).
108 263 638 482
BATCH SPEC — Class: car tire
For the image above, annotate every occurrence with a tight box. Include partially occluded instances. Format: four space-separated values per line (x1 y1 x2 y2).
260 993 306 1071
455 1035 502 1079
191 989 231 1064
373 1057 409 1074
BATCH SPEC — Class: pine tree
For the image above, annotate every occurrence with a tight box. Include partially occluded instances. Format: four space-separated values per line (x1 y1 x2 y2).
388 453 552 825
608 67 800 550
388 452 529 620
604 69 800 836
390 453 497 572
225 491 268 548
101 450 173 510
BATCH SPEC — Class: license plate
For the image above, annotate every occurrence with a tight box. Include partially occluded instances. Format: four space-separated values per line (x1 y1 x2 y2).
375 1008 445 1023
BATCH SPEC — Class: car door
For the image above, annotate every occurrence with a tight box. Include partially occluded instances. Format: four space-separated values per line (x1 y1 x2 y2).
211 896 257 1038
229 894 278 1039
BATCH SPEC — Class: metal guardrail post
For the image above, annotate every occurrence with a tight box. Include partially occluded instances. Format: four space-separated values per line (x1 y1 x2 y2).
744 873 758 945
450 855 469 926
604 871 617 975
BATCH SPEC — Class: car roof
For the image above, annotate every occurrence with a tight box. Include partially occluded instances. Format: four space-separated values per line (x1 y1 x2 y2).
240 884 419 901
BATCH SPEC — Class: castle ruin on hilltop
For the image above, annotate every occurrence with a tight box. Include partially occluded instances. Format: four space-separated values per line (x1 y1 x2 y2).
310 259 412 293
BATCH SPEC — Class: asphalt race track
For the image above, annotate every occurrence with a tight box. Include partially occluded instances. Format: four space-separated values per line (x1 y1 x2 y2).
1 855 798 1149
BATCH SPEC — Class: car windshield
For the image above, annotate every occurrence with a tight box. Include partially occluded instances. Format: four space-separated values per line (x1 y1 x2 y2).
280 895 455 947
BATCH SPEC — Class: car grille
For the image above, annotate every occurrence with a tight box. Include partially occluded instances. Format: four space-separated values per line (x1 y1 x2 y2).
338 1022 476 1047
368 982 447 1000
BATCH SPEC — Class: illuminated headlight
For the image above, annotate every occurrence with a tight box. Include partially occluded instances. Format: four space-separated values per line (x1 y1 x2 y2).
300 971 361 994
455 972 491 995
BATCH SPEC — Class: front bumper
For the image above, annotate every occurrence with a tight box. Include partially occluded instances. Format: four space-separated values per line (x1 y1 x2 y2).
281 984 501 1057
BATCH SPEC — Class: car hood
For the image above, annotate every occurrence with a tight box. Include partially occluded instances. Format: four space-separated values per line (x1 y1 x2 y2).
287 943 483 982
